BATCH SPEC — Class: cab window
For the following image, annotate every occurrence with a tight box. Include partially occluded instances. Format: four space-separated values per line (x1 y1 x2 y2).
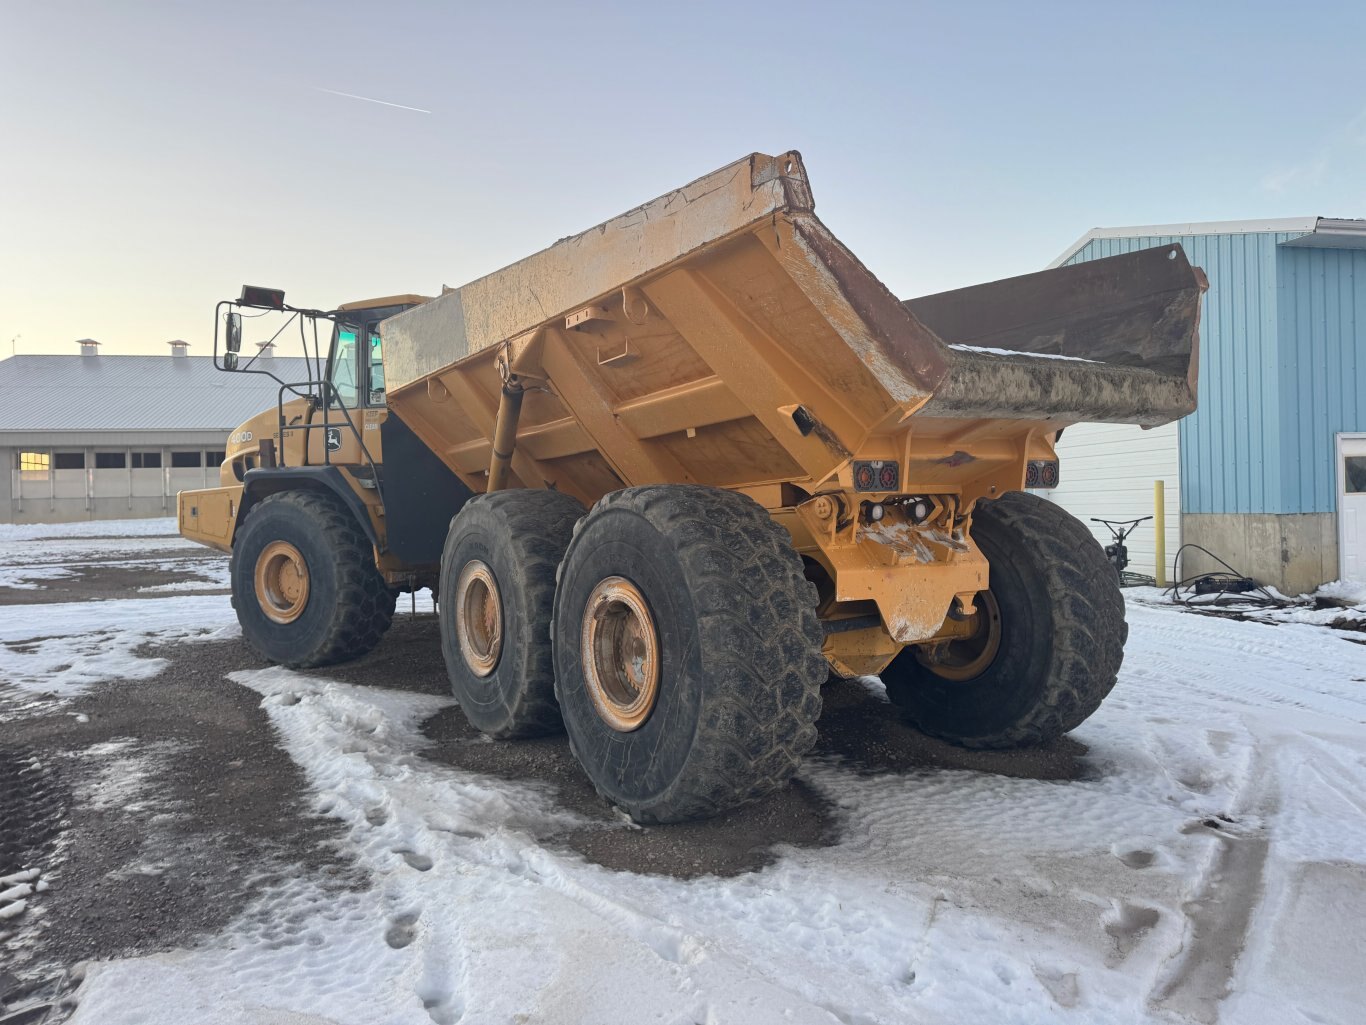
329 326 360 407
367 329 385 406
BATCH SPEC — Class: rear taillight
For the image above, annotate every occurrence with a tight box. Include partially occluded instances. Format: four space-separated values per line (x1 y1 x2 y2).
1025 460 1060 488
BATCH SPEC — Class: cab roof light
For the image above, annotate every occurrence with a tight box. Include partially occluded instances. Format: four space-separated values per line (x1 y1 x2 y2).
239 285 286 310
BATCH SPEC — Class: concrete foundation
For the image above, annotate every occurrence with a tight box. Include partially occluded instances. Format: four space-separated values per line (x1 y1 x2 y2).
3 496 179 525
1181 513 1339 597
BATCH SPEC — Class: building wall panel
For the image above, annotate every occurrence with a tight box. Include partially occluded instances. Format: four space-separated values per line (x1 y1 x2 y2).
1277 246 1366 513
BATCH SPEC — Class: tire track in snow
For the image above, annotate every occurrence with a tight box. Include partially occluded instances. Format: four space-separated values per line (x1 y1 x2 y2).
1146 737 1277 1024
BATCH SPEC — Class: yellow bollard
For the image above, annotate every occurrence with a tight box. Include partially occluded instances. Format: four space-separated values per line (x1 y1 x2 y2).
1154 480 1166 587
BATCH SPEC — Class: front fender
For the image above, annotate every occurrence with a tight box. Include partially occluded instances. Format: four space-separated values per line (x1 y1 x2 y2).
239 467 383 549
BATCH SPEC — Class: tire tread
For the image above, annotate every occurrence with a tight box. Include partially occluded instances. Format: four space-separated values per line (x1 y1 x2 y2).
909 490 1125 748
440 488 584 738
230 489 395 668
557 485 825 824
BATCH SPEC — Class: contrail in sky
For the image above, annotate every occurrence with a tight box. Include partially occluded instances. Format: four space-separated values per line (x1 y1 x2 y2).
315 87 431 114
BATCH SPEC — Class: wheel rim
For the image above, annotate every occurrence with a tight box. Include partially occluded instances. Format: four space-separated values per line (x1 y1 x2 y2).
581 576 660 732
455 560 503 677
254 541 310 624
914 590 1002 681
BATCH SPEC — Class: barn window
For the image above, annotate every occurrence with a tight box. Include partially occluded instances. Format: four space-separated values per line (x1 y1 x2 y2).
18 451 49 472
53 452 85 470
205 450 226 466
95 452 127 469
131 451 162 468
170 451 203 468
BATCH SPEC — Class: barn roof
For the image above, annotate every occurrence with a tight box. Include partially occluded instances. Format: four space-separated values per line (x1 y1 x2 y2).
0 354 315 434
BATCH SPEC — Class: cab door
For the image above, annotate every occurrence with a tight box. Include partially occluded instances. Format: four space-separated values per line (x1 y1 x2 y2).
308 320 388 466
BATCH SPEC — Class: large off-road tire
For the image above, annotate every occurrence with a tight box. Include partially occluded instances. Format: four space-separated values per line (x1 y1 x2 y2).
230 490 396 668
439 489 585 738
883 490 1126 748
552 485 826 824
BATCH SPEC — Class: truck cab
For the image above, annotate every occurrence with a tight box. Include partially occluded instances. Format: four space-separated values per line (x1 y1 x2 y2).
179 290 471 651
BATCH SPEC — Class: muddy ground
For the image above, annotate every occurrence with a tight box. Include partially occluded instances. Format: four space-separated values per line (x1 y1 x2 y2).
0 537 1091 1022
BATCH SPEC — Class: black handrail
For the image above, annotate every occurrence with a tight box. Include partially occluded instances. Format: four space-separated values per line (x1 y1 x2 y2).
211 296 385 518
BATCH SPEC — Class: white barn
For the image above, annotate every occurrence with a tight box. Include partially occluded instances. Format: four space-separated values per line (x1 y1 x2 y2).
0 342 307 524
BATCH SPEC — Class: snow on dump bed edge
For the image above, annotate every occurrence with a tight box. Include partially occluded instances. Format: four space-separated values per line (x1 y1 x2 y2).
948 343 1101 363
58 594 1366 1025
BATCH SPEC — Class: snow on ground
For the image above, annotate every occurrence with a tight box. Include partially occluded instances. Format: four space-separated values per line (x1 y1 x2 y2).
0 595 238 699
1319 579 1366 605
0 535 205 569
61 602 1366 1025
4 522 1365 1024
0 524 216 592
136 561 232 592
0 516 179 541
0 564 76 590
1128 583 1366 630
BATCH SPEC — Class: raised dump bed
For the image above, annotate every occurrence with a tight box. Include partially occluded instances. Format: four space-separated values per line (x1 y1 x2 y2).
381 150 1202 641
187 150 1206 823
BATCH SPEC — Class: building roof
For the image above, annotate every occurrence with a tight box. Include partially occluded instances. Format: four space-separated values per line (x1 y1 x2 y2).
0 354 314 434
1049 216 1366 268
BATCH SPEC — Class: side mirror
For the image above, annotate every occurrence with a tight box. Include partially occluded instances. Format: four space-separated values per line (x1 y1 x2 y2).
224 311 242 370
225 311 243 353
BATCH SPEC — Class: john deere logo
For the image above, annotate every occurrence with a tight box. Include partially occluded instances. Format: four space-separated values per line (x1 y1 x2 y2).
325 427 343 451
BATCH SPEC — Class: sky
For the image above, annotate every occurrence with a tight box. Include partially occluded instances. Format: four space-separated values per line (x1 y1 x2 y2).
2 0 1364 357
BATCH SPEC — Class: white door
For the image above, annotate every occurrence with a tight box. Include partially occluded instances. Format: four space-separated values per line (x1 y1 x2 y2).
1338 434 1366 583
1039 421 1181 581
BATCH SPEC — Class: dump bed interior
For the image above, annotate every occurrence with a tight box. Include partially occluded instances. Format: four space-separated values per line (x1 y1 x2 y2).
381 151 1204 507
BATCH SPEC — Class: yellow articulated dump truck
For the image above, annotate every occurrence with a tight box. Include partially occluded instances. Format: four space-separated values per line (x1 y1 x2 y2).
180 151 1205 823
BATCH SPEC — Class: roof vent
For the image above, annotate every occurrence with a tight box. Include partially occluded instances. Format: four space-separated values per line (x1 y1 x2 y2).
256 341 275 359
168 339 190 357
77 338 100 357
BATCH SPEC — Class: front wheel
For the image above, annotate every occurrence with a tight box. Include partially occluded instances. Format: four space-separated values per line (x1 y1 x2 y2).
230 490 395 668
552 485 826 824
883 490 1126 748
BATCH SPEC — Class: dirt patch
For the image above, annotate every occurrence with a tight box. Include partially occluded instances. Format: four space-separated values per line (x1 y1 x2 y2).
0 548 227 606
812 676 1090 780
0 634 356 1018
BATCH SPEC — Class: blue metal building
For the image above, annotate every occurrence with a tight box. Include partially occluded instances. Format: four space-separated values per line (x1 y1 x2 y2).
1050 217 1366 593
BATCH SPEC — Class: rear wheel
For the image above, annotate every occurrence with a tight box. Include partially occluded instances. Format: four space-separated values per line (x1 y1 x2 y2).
883 490 1126 747
552 485 825 824
439 489 585 738
230 490 395 668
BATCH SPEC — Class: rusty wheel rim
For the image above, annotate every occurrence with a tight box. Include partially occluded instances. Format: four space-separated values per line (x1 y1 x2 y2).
455 560 503 677
915 590 1002 682
581 576 660 732
254 540 310 624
